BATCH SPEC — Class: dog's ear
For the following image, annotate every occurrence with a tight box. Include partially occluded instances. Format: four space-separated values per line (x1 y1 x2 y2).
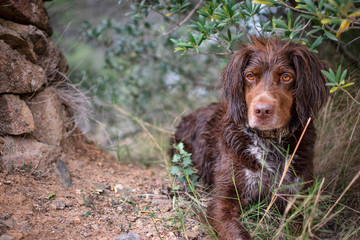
221 47 252 124
291 44 329 125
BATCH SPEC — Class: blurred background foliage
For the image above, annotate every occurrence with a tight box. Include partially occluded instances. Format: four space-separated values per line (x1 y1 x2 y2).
45 0 359 195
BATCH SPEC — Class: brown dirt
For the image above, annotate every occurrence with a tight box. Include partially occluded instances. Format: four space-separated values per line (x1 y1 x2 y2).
0 143 204 240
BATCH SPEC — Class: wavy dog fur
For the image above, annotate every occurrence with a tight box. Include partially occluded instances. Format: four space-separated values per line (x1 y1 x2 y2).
170 37 329 239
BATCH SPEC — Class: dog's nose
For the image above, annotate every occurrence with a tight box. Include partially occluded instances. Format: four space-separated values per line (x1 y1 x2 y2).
254 103 274 119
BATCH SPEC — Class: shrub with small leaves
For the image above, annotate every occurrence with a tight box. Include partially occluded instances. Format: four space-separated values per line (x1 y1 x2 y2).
171 142 199 190
322 66 355 93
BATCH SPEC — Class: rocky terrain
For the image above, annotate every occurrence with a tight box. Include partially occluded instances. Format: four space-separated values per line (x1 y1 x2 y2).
0 141 204 240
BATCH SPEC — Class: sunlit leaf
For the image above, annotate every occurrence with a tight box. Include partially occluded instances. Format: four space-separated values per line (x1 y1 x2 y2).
349 10 360 18
252 0 272 5
330 86 339 93
321 18 331 24
336 20 350 38
174 47 186 52
341 82 355 88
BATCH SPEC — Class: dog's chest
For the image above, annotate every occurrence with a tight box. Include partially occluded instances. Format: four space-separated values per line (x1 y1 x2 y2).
241 138 300 202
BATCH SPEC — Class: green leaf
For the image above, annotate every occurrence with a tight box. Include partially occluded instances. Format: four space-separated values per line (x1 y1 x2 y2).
289 31 299 39
330 86 339 93
189 174 198 182
300 13 316 20
287 9 293 28
335 65 342 83
294 15 302 27
174 47 186 52
340 69 347 84
252 0 273 5
184 167 195 175
303 0 317 13
324 30 338 41
197 33 205 45
176 42 194 48
172 154 181 163
232 32 244 41
171 166 181 175
311 36 323 49
176 142 184 151
188 32 196 44
306 28 321 36
227 29 232 41
178 174 185 183
170 38 178 44
321 17 342 25
183 158 192 167
84 210 91 217
341 82 355 88
323 3 337 14
321 69 336 83
46 193 56 200
219 34 230 41
273 18 288 29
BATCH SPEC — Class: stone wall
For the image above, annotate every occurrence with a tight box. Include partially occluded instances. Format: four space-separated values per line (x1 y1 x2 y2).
0 0 77 170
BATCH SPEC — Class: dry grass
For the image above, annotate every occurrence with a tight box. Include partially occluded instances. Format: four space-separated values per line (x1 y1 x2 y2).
316 88 360 206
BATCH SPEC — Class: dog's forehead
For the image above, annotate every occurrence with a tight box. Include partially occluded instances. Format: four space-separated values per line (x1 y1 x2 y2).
246 50 293 71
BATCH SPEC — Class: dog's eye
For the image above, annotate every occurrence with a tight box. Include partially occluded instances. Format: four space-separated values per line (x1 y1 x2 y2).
246 73 255 81
281 73 292 82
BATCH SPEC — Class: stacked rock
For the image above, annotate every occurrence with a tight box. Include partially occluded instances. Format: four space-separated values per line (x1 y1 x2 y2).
0 0 75 170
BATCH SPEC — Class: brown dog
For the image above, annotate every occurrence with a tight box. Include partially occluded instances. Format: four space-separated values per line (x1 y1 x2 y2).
170 37 329 239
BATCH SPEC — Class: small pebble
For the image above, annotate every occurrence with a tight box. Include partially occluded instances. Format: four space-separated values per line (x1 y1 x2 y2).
55 159 72 188
3 181 11 185
91 224 99 230
75 189 82 195
114 232 141 240
1 218 16 228
50 200 66 210
0 235 13 240
73 216 81 224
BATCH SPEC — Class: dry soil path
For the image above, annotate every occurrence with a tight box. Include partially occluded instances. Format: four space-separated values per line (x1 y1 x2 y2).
0 145 203 240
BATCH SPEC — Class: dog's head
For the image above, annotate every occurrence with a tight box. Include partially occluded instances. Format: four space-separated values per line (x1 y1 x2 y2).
221 37 329 135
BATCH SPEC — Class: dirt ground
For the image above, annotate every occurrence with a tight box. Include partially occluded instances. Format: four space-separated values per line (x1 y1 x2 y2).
0 143 204 240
